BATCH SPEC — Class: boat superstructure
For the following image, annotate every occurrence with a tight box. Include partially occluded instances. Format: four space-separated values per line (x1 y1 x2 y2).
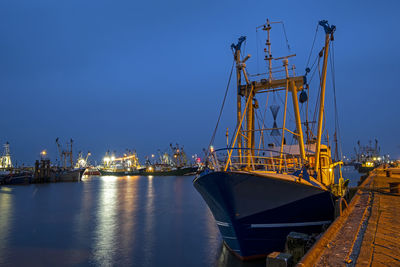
142 144 198 176
99 150 144 176
0 142 13 170
54 138 82 181
354 139 388 173
194 19 347 259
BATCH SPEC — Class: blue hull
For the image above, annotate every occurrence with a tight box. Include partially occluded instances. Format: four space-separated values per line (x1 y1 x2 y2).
193 171 335 259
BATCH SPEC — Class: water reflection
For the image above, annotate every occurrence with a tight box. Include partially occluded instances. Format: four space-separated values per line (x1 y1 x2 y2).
0 187 13 265
93 176 118 265
142 175 155 265
215 244 265 267
342 166 361 187
119 176 139 265
0 175 263 266
205 207 221 265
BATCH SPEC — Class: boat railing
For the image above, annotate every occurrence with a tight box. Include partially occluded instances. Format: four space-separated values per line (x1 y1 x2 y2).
207 147 303 173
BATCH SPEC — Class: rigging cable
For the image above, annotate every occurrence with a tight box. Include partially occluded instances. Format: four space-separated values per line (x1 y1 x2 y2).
207 59 235 154
311 56 322 135
259 92 270 150
281 22 291 53
256 28 260 74
330 41 343 160
306 25 319 68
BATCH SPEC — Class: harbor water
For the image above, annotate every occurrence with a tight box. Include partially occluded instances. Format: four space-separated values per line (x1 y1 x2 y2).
0 168 361 266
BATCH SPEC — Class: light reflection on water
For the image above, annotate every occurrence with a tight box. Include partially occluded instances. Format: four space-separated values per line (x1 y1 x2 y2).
0 167 360 266
119 176 139 265
93 176 118 266
342 165 362 187
0 176 224 266
0 188 13 266
142 175 155 266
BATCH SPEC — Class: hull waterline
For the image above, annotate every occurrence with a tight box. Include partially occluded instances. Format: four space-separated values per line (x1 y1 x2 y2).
141 166 198 176
98 169 143 176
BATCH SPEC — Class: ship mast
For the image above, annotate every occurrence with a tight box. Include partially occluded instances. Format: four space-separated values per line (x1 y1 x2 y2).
264 20 273 82
226 20 308 171
314 20 336 181
232 37 246 164
263 20 306 164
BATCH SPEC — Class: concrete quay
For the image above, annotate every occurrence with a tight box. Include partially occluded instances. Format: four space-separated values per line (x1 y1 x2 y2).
298 166 400 266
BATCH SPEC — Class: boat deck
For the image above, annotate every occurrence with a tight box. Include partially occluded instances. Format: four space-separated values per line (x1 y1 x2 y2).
299 166 400 266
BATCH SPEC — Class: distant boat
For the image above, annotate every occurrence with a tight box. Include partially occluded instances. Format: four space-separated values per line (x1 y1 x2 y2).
354 140 386 173
83 166 101 176
54 168 82 182
1 171 32 185
99 150 144 176
98 168 144 176
141 165 198 176
141 144 199 176
193 20 348 260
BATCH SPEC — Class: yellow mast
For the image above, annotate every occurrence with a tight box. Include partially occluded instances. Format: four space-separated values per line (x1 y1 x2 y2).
315 20 335 181
241 66 255 167
232 37 246 164
281 58 306 163
279 58 290 171
225 20 311 172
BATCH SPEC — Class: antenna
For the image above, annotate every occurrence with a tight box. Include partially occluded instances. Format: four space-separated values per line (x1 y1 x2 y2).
262 19 273 81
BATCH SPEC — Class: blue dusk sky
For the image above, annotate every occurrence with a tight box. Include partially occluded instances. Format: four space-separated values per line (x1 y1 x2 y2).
0 0 399 165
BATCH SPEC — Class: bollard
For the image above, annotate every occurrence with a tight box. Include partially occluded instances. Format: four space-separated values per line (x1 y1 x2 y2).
285 232 310 264
389 182 400 194
386 170 391 177
266 252 293 267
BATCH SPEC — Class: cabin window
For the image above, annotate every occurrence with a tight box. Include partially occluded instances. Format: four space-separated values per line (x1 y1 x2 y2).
321 157 329 167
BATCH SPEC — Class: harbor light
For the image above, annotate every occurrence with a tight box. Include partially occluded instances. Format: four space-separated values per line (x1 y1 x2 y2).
365 161 374 167
78 159 86 166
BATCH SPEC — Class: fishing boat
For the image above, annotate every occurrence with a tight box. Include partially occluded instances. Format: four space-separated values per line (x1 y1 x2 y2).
142 165 198 176
99 167 143 176
0 142 32 185
74 151 100 176
1 171 32 185
193 20 348 260
141 144 198 176
54 168 82 182
98 150 144 176
53 139 84 181
0 142 13 170
83 166 101 176
353 140 386 173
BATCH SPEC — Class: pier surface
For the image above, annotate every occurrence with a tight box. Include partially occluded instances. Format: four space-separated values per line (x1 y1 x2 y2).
299 167 400 266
